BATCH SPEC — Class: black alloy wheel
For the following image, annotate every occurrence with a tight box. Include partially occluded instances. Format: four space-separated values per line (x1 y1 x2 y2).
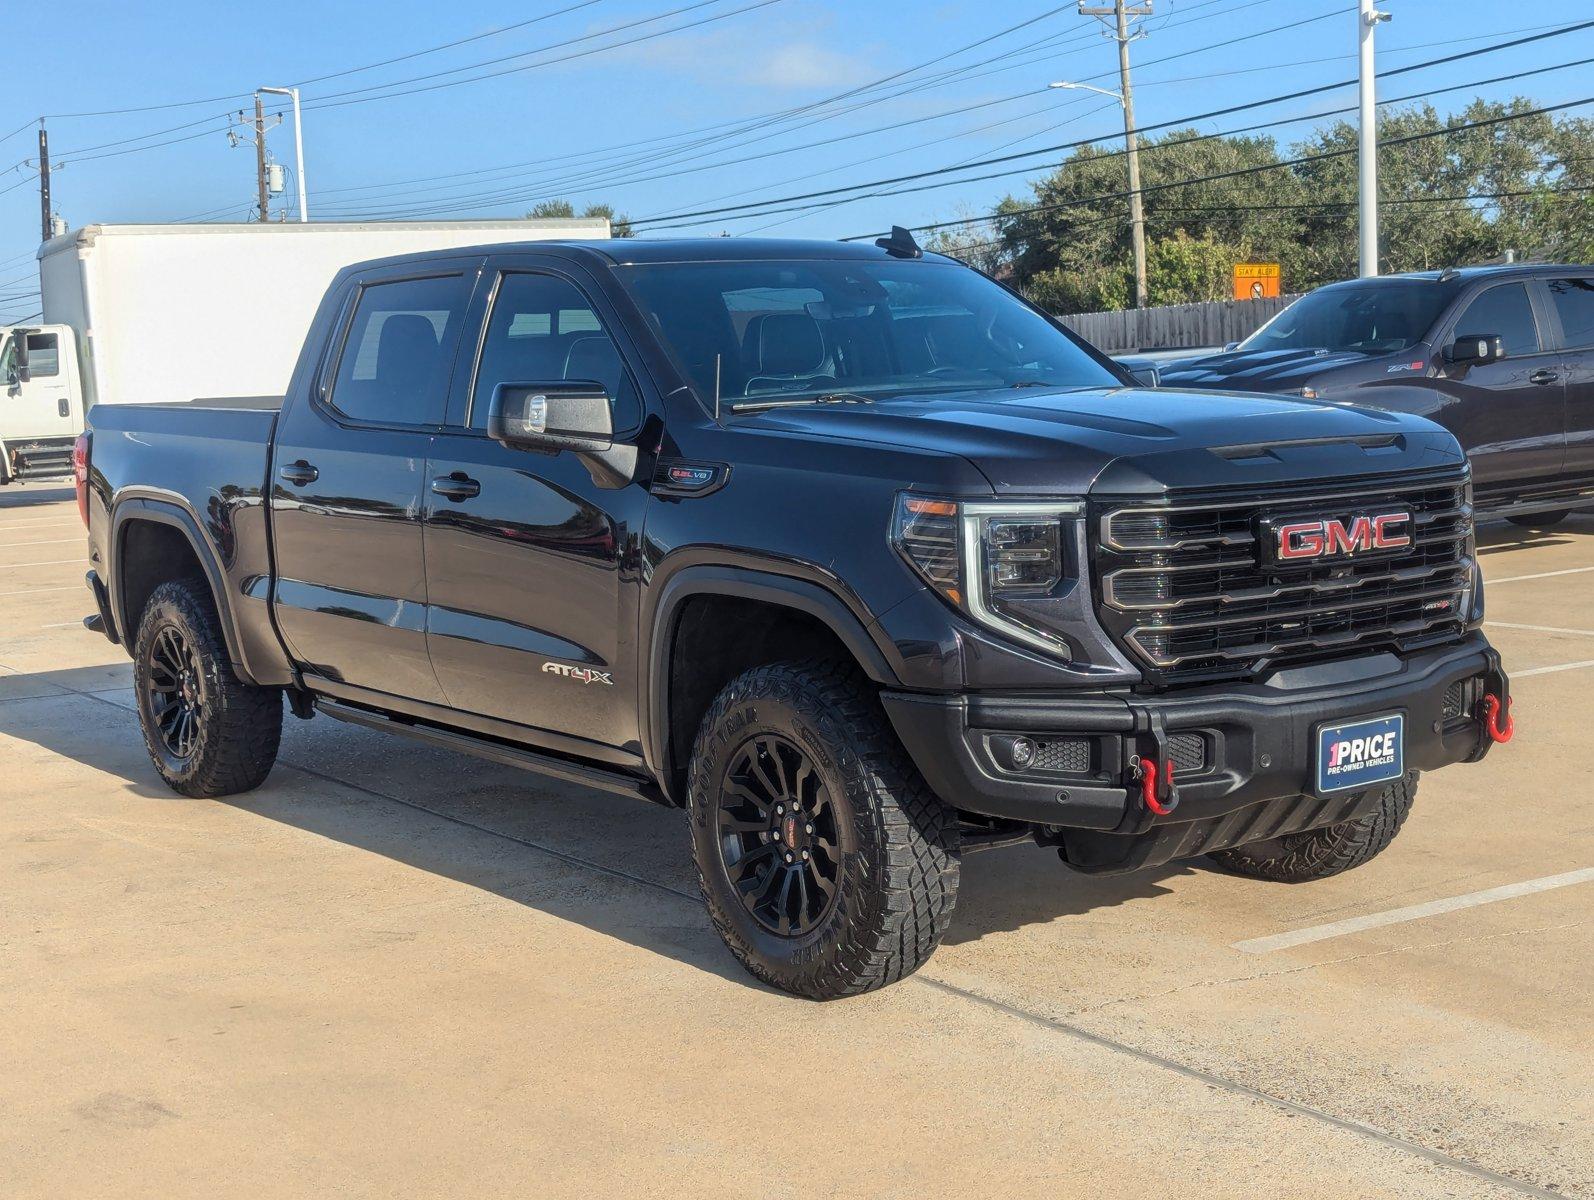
141 624 206 759
716 733 841 938
131 578 282 798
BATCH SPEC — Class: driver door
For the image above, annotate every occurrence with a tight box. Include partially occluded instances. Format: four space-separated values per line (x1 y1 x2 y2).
1435 281 1565 488
3 329 74 441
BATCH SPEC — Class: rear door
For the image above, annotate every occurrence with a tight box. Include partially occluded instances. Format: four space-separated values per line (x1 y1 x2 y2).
1435 281 1565 488
270 259 480 703
421 257 650 754
1544 276 1594 482
3 329 73 440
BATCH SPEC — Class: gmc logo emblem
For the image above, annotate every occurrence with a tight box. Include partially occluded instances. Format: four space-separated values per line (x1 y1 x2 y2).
1264 511 1412 564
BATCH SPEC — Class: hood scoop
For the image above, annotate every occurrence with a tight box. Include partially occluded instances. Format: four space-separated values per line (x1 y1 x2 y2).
1211 434 1406 464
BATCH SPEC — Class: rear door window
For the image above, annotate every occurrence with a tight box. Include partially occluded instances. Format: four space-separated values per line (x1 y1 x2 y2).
329 274 471 426
1548 278 1594 350
1452 284 1542 359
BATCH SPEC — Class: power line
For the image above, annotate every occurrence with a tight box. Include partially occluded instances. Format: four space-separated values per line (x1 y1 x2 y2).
44 0 778 165
316 0 1345 221
851 95 1594 242
627 18 1594 230
4 0 607 127
311 0 1288 218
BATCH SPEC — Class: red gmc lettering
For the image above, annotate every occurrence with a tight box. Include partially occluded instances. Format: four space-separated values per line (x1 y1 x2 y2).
1276 511 1412 561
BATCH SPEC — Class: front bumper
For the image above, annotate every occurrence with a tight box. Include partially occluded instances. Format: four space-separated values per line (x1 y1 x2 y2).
882 634 1505 873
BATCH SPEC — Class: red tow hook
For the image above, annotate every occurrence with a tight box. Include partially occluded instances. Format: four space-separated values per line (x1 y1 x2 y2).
1481 693 1515 744
1138 757 1179 816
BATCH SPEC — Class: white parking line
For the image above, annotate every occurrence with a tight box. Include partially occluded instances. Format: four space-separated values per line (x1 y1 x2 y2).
0 538 81 548
1487 621 1594 636
1485 565 1594 584
0 558 84 568
1516 659 1594 678
1233 868 1594 954
0 585 81 597
42 621 83 628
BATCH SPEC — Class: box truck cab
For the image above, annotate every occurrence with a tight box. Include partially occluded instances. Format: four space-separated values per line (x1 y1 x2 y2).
0 322 83 481
1 218 612 484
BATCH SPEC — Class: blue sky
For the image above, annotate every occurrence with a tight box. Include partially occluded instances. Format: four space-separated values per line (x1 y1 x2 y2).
1 0 1589 318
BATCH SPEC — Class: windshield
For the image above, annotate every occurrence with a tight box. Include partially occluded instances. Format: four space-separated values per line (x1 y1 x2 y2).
618 259 1119 406
1240 281 1460 355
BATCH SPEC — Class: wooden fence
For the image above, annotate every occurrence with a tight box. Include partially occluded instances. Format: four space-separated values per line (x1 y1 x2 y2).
1057 294 1302 354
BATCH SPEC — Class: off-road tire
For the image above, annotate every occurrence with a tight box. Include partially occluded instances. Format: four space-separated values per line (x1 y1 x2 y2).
133 578 282 798
688 659 960 999
1506 510 1569 529
1209 773 1418 883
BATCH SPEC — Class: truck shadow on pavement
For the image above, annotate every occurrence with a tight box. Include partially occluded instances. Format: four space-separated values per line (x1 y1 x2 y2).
0 484 74 510
1474 511 1594 556
1 662 1194 985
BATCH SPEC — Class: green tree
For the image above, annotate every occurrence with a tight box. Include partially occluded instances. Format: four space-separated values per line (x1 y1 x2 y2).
526 199 634 237
984 97 1594 313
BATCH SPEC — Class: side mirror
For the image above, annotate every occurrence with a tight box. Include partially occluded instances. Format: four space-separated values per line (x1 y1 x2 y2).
1126 364 1160 388
10 336 30 385
488 381 614 453
1223 341 1240 352
1444 333 1505 366
486 380 637 489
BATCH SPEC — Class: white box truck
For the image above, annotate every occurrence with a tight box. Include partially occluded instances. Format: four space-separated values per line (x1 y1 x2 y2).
0 218 610 482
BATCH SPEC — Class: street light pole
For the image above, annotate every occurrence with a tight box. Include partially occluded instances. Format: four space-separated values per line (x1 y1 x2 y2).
259 86 308 222
1357 0 1391 276
1050 75 1146 307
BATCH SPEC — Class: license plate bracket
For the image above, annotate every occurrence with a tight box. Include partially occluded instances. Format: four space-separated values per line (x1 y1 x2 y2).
1315 713 1404 796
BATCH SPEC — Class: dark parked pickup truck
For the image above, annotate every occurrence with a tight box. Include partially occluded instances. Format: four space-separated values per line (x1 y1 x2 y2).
1151 264 1594 524
78 235 1512 999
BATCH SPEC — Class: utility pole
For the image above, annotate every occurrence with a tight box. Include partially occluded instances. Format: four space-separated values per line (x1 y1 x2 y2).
253 96 270 222
1079 0 1152 309
259 87 308 221
37 125 52 244
1357 0 1392 276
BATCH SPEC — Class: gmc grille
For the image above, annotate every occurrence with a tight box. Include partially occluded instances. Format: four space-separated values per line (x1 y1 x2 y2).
1093 471 1473 685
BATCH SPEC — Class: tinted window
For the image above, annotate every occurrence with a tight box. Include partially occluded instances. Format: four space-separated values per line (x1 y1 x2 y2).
1240 281 1457 354
1453 283 1541 358
618 259 1117 404
330 274 469 426
1549 278 1594 350
470 272 639 429
24 332 59 377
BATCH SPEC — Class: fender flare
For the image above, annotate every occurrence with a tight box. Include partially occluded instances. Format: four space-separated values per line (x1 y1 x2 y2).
108 492 253 678
640 555 903 793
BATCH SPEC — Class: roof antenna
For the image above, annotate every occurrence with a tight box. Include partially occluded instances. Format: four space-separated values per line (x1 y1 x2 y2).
875 225 923 260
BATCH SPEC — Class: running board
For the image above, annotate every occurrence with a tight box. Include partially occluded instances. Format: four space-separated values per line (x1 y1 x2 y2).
312 698 669 806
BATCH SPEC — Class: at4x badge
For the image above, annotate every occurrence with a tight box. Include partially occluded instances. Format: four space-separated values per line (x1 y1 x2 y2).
542 662 614 686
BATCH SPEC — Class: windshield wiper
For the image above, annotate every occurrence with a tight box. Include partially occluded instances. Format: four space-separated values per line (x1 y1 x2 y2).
728 392 875 413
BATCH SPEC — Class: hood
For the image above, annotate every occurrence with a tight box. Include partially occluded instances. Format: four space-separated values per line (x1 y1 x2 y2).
1156 347 1390 392
732 384 1465 496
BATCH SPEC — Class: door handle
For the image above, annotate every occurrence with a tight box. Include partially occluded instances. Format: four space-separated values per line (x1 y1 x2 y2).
431 473 481 501
278 460 319 486
1529 369 1559 385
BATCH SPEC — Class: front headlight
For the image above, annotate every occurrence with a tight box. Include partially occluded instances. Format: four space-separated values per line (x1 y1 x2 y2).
892 493 1084 658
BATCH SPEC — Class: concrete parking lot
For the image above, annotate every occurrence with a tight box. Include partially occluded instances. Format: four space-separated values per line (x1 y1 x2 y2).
2 484 1590 1199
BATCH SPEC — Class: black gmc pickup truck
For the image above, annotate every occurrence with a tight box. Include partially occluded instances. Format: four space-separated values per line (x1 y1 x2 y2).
1148 264 1594 525
77 234 1513 999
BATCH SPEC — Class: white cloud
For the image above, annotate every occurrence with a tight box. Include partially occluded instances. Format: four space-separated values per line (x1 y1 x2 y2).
747 42 872 90
605 7 876 93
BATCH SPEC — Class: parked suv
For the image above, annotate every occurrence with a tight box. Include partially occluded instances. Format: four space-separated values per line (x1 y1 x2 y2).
1154 264 1594 525
79 234 1511 999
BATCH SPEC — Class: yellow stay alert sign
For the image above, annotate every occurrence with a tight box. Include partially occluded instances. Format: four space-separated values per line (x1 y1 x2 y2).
1233 262 1282 300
